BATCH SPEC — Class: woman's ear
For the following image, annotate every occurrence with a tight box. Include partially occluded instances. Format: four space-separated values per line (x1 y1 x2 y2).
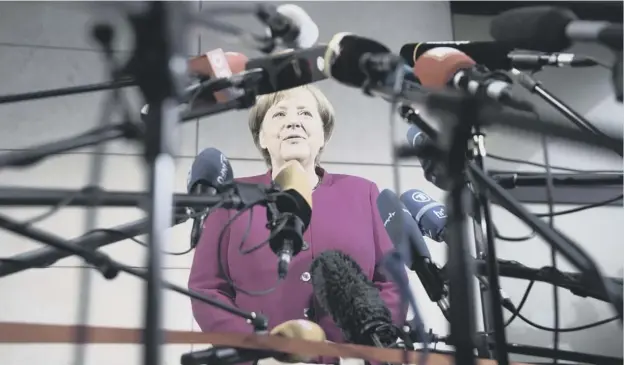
258 129 267 150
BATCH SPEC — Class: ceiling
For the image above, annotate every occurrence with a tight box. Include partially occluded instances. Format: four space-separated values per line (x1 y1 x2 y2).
449 1 624 23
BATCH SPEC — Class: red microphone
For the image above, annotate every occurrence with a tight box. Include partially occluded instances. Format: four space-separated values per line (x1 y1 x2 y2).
187 49 249 103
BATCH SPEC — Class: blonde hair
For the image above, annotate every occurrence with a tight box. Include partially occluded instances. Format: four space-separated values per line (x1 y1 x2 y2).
248 85 335 167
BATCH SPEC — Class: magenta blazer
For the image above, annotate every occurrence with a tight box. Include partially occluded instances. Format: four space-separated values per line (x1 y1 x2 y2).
188 167 406 343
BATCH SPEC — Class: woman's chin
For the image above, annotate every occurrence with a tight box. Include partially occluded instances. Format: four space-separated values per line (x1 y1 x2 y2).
280 148 310 163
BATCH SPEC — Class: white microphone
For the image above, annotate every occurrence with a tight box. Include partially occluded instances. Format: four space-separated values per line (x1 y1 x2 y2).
258 4 319 50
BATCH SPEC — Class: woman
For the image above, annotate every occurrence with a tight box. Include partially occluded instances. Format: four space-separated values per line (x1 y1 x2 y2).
188 84 405 350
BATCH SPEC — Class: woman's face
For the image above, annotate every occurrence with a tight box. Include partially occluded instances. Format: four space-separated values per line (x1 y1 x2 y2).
259 88 326 167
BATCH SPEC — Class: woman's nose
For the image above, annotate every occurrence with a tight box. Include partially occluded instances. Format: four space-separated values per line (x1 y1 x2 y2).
285 121 303 129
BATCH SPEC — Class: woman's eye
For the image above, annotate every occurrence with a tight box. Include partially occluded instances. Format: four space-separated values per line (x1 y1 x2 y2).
272 111 285 118
299 110 312 116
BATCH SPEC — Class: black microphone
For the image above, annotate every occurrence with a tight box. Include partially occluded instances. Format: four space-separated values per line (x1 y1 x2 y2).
322 32 419 97
269 161 313 279
376 190 449 320
399 41 599 70
186 148 235 249
490 6 623 52
244 45 328 95
256 4 319 51
310 250 400 347
400 41 516 71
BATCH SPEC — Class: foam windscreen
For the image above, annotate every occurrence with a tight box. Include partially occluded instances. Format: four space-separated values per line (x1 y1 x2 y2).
490 6 576 52
273 160 313 227
412 47 476 88
270 319 327 363
324 32 391 88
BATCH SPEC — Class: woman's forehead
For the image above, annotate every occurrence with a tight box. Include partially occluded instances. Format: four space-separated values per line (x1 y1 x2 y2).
272 88 317 109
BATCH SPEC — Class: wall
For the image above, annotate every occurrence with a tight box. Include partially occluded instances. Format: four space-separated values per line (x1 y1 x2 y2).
453 13 623 363
0 2 457 365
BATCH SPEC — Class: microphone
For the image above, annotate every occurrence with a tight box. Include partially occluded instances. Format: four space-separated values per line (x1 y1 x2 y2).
401 41 516 71
140 49 248 118
186 148 234 249
244 45 328 95
257 4 319 51
269 319 327 362
405 123 455 191
413 46 533 111
269 161 313 279
399 189 517 312
490 6 623 52
399 189 447 243
376 190 449 320
322 32 418 98
180 320 325 365
310 250 400 347
399 41 598 70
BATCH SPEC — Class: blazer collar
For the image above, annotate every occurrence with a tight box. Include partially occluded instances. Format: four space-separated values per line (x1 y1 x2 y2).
264 166 333 188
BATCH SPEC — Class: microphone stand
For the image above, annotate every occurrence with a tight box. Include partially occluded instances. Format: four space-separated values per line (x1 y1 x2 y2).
0 212 269 332
0 78 135 105
0 122 142 169
466 164 623 320
125 5 194 365
510 68 623 157
437 93 480 365
466 126 509 363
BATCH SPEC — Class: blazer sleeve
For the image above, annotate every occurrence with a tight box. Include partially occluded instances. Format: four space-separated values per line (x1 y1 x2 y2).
369 183 409 326
188 207 252 333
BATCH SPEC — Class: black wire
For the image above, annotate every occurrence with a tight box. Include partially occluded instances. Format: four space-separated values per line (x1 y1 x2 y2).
494 224 537 242
585 56 612 70
517 312 620 332
487 153 622 173
541 134 559 365
504 280 536 328
495 194 622 242
535 195 623 217
216 193 292 296
20 190 83 226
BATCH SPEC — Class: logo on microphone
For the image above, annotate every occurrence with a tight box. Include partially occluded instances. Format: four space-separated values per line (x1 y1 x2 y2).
412 192 431 203
217 153 230 185
383 211 396 227
433 207 447 219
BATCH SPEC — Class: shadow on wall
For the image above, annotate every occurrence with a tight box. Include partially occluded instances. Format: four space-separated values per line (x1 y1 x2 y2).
507 292 623 362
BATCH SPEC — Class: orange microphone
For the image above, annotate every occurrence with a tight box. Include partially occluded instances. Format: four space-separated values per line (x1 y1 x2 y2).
413 47 533 111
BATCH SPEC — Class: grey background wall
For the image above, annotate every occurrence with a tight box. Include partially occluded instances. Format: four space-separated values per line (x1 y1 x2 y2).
0 2 620 365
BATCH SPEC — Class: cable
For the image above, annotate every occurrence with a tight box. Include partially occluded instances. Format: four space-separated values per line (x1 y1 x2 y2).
541 133 559 365
487 153 622 174
20 191 82 226
216 193 289 296
494 224 536 242
517 311 620 332
535 195 623 217
586 56 612 70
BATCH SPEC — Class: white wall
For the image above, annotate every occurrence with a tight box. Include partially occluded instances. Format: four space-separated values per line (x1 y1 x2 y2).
0 2 457 364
